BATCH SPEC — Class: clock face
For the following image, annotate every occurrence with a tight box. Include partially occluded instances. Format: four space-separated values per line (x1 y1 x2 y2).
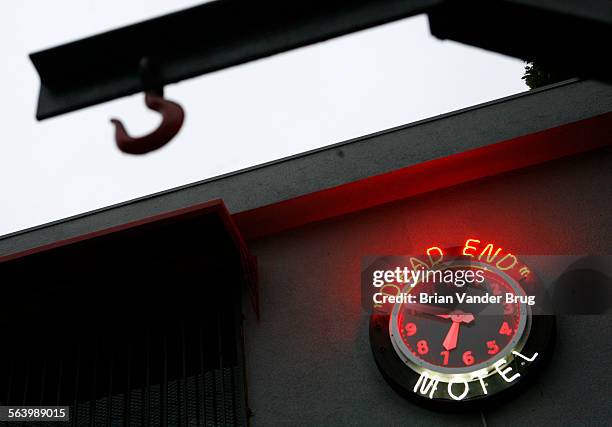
369 248 556 410
390 264 528 375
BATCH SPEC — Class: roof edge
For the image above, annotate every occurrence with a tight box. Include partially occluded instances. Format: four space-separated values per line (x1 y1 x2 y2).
0 79 581 243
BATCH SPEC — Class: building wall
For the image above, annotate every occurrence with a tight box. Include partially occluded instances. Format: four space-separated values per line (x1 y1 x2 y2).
243 147 612 426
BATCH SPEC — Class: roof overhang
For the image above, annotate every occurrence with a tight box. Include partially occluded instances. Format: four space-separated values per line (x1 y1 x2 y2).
30 0 612 120
2 79 611 255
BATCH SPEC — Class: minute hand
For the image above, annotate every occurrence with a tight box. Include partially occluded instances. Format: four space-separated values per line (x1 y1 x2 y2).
438 313 475 351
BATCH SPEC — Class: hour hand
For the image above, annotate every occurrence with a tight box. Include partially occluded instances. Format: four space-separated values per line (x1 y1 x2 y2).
460 313 475 323
437 311 474 324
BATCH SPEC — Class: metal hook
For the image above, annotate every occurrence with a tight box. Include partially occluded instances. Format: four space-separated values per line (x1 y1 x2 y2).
110 91 185 155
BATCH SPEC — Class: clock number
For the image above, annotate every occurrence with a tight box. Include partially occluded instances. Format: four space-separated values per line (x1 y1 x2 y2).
440 350 450 366
499 321 513 336
487 340 500 355
503 303 514 315
417 340 429 355
405 322 417 336
462 351 475 366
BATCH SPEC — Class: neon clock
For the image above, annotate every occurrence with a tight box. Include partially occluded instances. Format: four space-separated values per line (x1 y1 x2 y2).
369 239 555 409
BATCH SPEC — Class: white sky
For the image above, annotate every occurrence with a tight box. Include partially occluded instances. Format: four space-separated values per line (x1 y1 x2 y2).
0 1 527 237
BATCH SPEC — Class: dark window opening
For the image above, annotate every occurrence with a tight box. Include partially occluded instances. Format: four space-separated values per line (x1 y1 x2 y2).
0 210 251 426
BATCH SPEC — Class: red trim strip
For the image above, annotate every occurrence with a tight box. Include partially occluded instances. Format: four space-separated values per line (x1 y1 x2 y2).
3 113 611 254
233 112 612 240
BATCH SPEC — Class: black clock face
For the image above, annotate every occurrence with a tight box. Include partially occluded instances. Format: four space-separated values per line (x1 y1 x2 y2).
369 253 556 410
391 264 526 374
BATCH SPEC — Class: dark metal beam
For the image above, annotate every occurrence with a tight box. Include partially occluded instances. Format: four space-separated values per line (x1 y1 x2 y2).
30 0 438 120
30 0 612 121
428 0 612 83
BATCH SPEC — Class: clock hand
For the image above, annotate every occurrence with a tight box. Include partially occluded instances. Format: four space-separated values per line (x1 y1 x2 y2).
460 313 475 323
442 321 460 351
437 311 475 323
408 304 450 316
440 311 475 351
406 304 454 323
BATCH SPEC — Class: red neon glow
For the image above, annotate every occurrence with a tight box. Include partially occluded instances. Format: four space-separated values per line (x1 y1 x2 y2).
437 312 475 351
462 239 480 257
399 267 522 369
499 322 513 336
479 243 502 263
233 112 612 241
426 246 444 266
458 239 520 274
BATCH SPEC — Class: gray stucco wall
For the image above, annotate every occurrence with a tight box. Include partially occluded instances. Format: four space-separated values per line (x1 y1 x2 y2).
244 147 612 426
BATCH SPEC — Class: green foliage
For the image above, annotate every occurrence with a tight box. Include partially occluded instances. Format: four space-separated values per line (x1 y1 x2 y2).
522 61 575 90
